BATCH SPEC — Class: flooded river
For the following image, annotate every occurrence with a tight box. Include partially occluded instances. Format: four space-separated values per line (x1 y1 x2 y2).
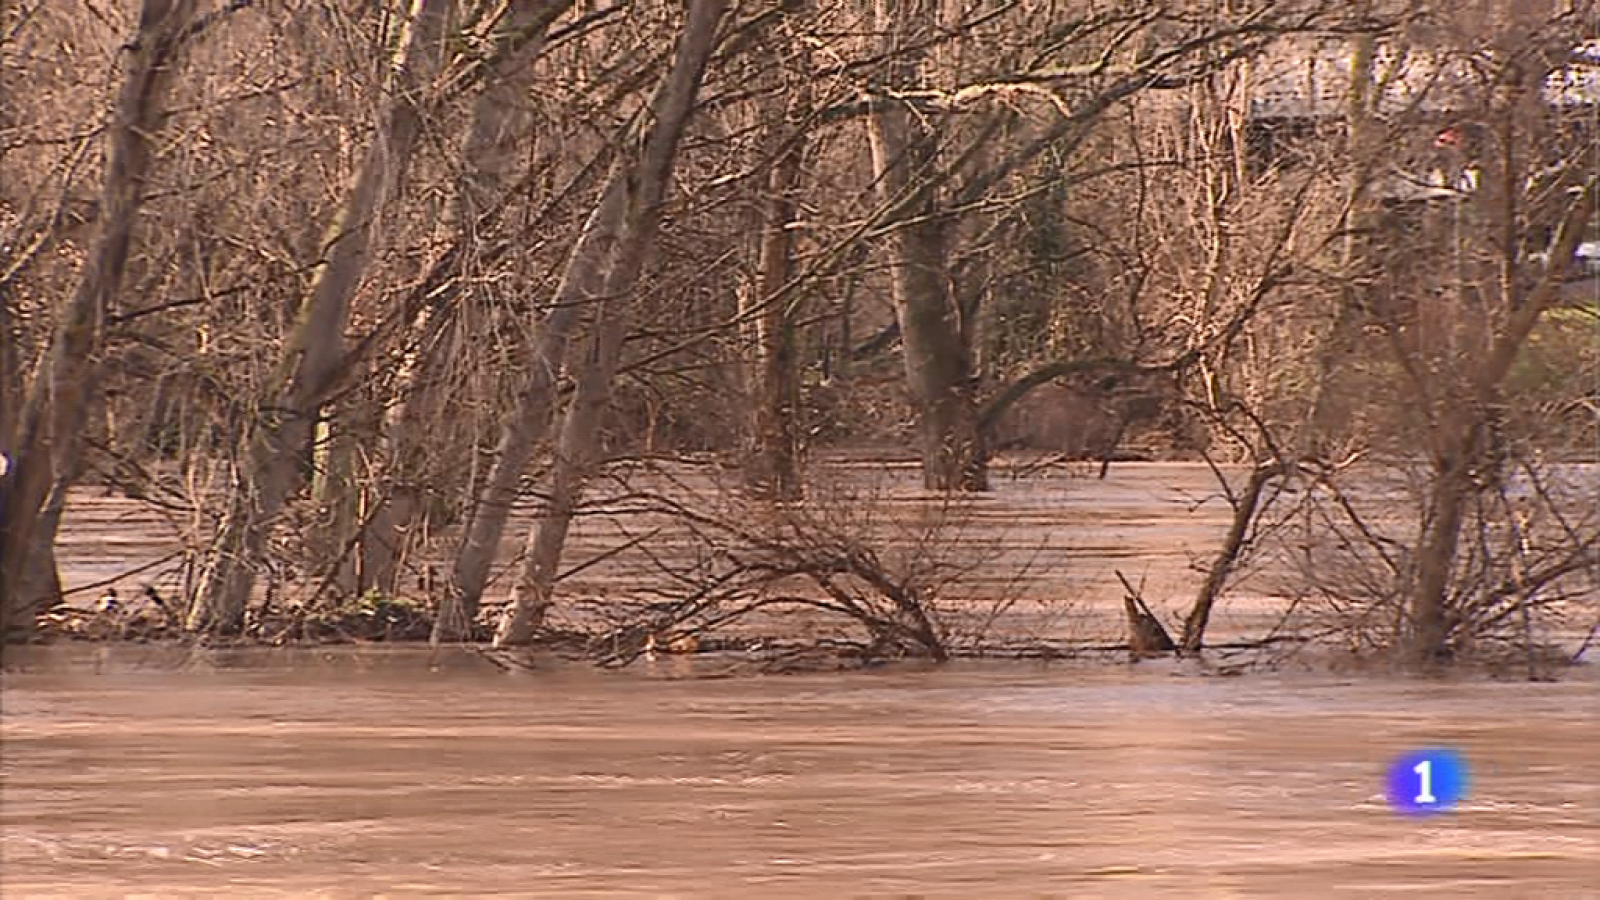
3 646 1596 897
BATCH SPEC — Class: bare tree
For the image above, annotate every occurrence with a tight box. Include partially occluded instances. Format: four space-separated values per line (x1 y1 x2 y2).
0 0 197 639
185 0 456 633
848 1 1350 492
866 0 987 491
436 0 730 643
1401 29 1597 664
741 14 810 502
1173 3 1600 665
360 0 577 599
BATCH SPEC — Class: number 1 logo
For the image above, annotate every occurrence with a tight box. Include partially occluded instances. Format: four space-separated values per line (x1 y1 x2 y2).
1388 748 1468 816
1413 759 1437 804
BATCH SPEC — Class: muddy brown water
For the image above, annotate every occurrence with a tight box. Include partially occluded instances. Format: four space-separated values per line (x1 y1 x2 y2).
12 462 1598 895
3 645 1597 898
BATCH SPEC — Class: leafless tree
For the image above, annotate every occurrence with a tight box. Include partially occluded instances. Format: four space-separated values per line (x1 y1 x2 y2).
185 0 457 633
435 0 730 644
1 0 197 639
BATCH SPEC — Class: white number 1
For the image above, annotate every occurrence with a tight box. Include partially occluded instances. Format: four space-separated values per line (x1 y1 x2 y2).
1413 760 1437 804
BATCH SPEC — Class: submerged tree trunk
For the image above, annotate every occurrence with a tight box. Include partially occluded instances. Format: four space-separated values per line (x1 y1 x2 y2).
1402 18 1596 664
1405 210 1596 664
186 0 454 634
488 0 729 648
438 154 630 639
441 1 730 641
1182 461 1279 654
363 0 571 599
0 0 195 640
745 52 807 501
11 485 69 642
309 365 370 596
491 316 627 647
1409 424 1478 664
867 0 986 492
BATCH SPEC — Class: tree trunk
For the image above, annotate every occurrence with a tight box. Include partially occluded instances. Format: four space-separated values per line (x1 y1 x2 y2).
1409 429 1478 666
438 152 631 639
1400 34 1596 665
186 0 454 633
1402 200 1594 667
309 380 367 596
1302 22 1376 452
867 0 986 492
745 51 807 501
1 261 18 456
491 316 626 647
8 485 68 643
0 0 195 638
1 200 18 642
1182 461 1279 654
363 0 573 599
488 0 729 648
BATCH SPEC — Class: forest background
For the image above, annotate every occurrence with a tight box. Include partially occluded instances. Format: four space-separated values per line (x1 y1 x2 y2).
2 0 1597 669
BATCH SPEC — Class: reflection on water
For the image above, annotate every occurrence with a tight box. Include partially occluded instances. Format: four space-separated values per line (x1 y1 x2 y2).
2 646 1597 898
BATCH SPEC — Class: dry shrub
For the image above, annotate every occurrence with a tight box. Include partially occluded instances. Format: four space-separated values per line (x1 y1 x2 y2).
538 460 1069 666
1266 459 1600 670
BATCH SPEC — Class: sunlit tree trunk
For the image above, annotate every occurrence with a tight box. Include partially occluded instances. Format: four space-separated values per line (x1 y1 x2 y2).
186 0 454 634
308 365 371 595
364 0 572 599
439 151 628 639
745 33 808 501
488 314 625 647
867 0 987 492
442 2 733 640
0 0 196 641
1182 462 1278 654
487 0 729 647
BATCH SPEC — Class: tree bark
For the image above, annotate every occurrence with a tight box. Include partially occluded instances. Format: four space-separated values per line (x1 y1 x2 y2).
186 0 454 633
309 369 369 596
490 315 626 647
10 485 68 643
1182 461 1279 654
1 251 17 458
745 39 807 501
868 0 987 492
0 0 196 640
438 152 630 639
1409 425 1477 665
1401 6 1595 664
487 0 729 648
363 0 572 600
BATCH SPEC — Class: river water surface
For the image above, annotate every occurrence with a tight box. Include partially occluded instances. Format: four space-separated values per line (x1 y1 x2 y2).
2 646 1596 898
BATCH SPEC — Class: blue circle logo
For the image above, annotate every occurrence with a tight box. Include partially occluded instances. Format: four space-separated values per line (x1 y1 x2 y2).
1387 747 1468 816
